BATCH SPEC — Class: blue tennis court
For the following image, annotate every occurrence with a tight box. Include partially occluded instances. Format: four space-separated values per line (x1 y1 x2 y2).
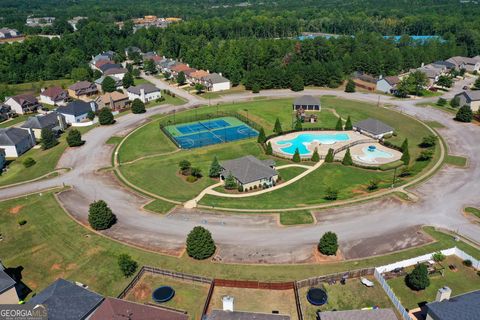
176 119 230 134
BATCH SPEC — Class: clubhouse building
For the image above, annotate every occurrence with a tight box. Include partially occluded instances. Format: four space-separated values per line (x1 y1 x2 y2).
220 155 278 190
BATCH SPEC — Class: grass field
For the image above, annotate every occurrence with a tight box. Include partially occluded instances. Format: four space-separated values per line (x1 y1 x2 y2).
198 84 247 99
144 199 176 214
279 210 314 225
1 191 479 301
465 207 480 219
125 273 209 319
0 115 30 128
106 136 123 145
299 276 394 319
387 256 480 310
445 154 468 167
7 79 74 95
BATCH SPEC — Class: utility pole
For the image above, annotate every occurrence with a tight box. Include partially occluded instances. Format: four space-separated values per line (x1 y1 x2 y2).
391 167 397 188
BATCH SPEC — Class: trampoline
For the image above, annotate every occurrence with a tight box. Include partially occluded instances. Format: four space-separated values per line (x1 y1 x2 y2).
307 287 328 306
152 286 175 303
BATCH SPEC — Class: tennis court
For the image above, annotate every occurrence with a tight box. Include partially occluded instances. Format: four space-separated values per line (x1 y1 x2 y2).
164 117 258 149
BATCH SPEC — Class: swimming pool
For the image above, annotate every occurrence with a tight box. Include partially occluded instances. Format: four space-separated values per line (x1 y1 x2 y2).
356 146 393 163
276 132 350 155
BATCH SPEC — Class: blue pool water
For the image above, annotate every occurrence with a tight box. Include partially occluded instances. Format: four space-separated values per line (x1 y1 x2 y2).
276 133 350 155
357 146 393 163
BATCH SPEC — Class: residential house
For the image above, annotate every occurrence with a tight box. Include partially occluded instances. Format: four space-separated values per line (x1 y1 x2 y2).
353 118 394 139
21 112 66 139
292 95 321 111
157 58 178 73
39 86 68 106
446 56 480 73
103 67 128 79
90 297 188 320
0 127 36 158
99 63 122 74
169 63 192 78
454 90 480 112
56 101 97 124
127 84 161 103
432 60 456 71
0 262 19 304
202 73 231 92
415 64 444 86
208 310 290 320
425 288 480 320
188 69 210 84
4 94 42 114
28 278 104 320
317 309 398 320
0 104 12 122
142 51 162 63
376 75 400 94
0 28 20 38
92 51 116 65
25 17 55 27
0 148 5 170
352 71 378 91
94 75 123 91
95 92 130 111
94 59 115 71
220 155 279 190
68 16 87 31
68 81 98 100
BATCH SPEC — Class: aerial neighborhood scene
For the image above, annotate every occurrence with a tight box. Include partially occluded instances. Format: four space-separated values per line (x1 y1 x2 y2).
1 0 480 319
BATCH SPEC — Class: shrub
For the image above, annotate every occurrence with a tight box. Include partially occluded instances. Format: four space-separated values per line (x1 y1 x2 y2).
335 117 343 130
23 157 36 168
367 179 379 191
294 119 302 130
436 98 447 106
186 226 216 260
88 200 116 230
432 251 446 262
252 83 260 93
190 167 202 178
401 148 410 165
311 147 320 162
41 128 58 150
18 219 27 226
449 96 460 108
131 98 146 114
292 148 301 163
265 142 273 155
345 79 356 93
455 105 473 122
344 116 353 130
66 129 84 147
273 118 282 134
417 149 434 161
224 173 237 190
324 187 338 200
208 156 221 178
463 259 473 267
98 107 115 125
419 135 437 148
399 167 412 177
179 160 191 175
257 127 266 143
325 148 335 163
318 231 338 256
87 110 95 121
406 264 430 290
117 254 138 277
186 175 197 183
238 185 244 192
342 148 353 166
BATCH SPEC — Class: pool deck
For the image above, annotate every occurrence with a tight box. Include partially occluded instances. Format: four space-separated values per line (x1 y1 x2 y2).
336 142 402 166
268 130 373 158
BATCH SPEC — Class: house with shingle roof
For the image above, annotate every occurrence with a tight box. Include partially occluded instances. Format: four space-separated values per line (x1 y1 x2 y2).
56 101 97 124
220 155 278 190
454 90 480 112
208 310 290 320
353 118 394 139
201 73 231 92
0 261 18 304
4 94 42 114
376 75 400 94
94 75 123 91
316 309 398 320
90 297 188 320
39 86 68 106
426 289 480 320
293 95 321 111
95 91 130 111
0 127 35 157
28 278 104 320
68 81 98 100
21 112 66 139
446 56 480 73
127 83 161 103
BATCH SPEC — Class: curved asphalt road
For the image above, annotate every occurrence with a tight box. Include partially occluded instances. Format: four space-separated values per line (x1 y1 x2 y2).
1 76 479 263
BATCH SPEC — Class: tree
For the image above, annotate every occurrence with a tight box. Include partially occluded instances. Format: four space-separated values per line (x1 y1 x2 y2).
209 156 222 178
432 251 446 262
23 157 36 168
179 160 191 174
474 76 480 90
335 117 343 130
419 135 436 148
252 83 260 93
324 187 338 200
265 141 273 155
118 254 138 277
455 105 473 122
344 116 353 130
292 148 301 163
436 75 453 88
41 128 58 150
257 127 266 143
273 118 283 134
71 67 90 82
406 264 430 291
98 107 114 125
195 83 205 94
66 129 84 147
450 96 460 108
190 167 202 178
88 200 116 230
325 148 335 163
132 68 141 78
224 172 237 190
417 149 434 161
318 231 339 256
401 148 411 165
144 59 157 74
177 71 186 85
401 138 409 153
311 147 320 162
345 79 356 92
294 119 302 130
87 110 95 120
436 98 447 106
131 98 146 114
396 71 428 96
342 148 353 165
101 76 116 92
122 72 134 88
291 74 304 91
186 226 216 260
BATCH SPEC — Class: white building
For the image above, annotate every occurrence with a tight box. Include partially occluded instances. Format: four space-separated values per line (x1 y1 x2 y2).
376 76 400 94
4 94 42 114
0 127 35 158
56 101 97 124
202 73 231 92
126 84 161 103
39 86 68 106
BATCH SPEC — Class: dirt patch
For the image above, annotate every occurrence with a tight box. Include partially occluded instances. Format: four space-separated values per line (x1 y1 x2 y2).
131 283 151 301
312 247 344 263
9 205 23 215
351 188 368 195
66 263 78 270
50 263 62 271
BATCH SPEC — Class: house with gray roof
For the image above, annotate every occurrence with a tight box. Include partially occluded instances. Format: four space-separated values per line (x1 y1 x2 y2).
220 155 278 190
208 310 290 320
28 278 103 320
202 73 231 92
92 51 116 64
293 95 321 111
56 101 97 124
353 118 394 139
0 103 12 122
317 308 398 320
0 148 5 170
446 56 480 73
426 289 480 320
0 127 35 157
454 90 480 112
127 83 161 103
22 112 66 139
0 261 18 304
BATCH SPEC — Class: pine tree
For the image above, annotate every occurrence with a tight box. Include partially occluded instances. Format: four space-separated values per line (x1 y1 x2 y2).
292 148 301 163
266 142 273 155
455 105 473 122
186 226 216 260
98 107 114 125
311 147 320 162
406 264 430 291
88 200 116 230
401 148 410 165
291 74 304 92
117 254 138 277
41 128 58 150
342 148 353 165
224 172 237 190
401 138 409 152
122 72 134 88
294 119 302 130
177 71 186 85
335 117 343 130
344 116 353 130
345 79 356 93
318 231 339 255
131 98 146 114
273 117 283 134
257 127 266 143
101 76 116 92
325 148 335 163
66 129 84 147
209 156 222 178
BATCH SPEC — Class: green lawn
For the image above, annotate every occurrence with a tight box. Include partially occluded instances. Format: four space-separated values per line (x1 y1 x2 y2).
279 210 314 225
0 115 30 128
465 207 480 219
387 256 480 310
198 84 247 99
445 155 467 167
277 166 309 181
7 79 74 95
133 77 154 86
424 121 446 129
1 191 479 300
106 136 123 145
144 199 176 214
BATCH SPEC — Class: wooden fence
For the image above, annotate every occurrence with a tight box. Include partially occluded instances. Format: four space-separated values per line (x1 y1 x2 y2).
214 279 294 290
296 267 375 289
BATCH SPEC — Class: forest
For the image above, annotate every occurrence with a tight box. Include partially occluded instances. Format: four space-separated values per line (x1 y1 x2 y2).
0 0 479 91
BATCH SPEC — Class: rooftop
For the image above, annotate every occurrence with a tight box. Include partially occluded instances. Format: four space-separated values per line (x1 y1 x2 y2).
317 309 398 320
40 86 66 99
69 81 95 91
426 290 480 320
293 95 320 106
22 112 62 130
203 73 230 84
0 267 16 294
57 101 94 116
208 310 290 320
0 127 32 146
353 118 394 136
127 83 160 95
458 90 480 101
220 155 277 185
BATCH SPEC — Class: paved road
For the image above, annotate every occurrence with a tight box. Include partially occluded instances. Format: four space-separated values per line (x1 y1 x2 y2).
1 77 479 263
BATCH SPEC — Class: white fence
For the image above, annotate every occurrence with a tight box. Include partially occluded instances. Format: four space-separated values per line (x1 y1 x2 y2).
374 269 410 320
375 248 457 273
